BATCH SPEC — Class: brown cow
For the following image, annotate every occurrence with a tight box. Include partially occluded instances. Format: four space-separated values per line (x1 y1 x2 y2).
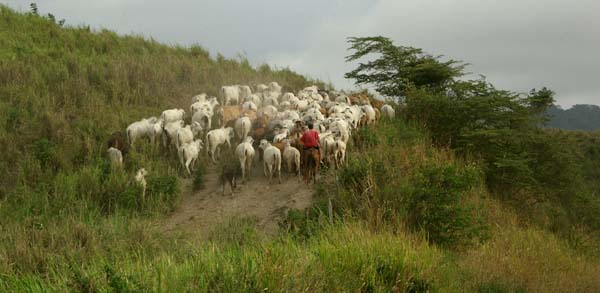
219 106 258 127
107 131 129 158
303 148 320 184
221 164 238 196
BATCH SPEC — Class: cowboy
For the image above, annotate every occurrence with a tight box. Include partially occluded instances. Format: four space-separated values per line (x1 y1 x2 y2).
300 122 320 150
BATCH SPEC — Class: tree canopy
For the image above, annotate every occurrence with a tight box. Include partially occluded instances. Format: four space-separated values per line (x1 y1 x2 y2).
345 36 466 96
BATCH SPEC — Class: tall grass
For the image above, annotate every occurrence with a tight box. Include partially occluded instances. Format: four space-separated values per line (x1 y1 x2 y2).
0 219 456 292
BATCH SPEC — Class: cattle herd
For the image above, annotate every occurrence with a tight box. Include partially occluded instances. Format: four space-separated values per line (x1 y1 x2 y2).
107 82 396 193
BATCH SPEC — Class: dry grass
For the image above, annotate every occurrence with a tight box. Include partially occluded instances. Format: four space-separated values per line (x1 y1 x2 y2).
460 201 600 292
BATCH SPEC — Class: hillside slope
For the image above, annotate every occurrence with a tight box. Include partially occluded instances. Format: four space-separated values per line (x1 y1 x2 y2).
0 4 325 197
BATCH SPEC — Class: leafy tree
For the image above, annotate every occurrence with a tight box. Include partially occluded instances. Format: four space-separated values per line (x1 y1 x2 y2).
345 36 466 96
344 36 555 188
527 87 555 125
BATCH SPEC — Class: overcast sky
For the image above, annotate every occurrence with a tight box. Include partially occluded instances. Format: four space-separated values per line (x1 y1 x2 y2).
4 0 599 108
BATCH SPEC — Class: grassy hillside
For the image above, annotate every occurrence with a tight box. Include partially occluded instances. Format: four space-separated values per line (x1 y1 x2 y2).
0 4 326 198
0 6 598 291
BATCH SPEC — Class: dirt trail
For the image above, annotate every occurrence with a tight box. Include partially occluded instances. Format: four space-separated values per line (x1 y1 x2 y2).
162 163 313 236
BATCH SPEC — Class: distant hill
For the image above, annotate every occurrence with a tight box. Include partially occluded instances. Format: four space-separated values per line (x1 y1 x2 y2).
546 104 600 131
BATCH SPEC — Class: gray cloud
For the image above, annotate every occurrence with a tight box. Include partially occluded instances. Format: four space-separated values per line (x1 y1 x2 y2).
3 0 599 108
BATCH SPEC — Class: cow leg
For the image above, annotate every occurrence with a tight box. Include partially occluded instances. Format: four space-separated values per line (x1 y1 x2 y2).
268 165 273 184
262 161 267 177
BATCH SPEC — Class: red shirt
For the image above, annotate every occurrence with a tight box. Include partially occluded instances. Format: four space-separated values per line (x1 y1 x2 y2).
300 129 320 148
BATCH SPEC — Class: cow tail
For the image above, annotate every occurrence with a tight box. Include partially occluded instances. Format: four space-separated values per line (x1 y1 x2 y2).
242 119 247 139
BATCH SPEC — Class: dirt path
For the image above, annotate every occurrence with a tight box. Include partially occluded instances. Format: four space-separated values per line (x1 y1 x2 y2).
162 163 314 236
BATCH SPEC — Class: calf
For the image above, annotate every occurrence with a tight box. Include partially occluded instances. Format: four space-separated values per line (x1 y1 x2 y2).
107 147 123 168
135 168 148 201
221 165 238 196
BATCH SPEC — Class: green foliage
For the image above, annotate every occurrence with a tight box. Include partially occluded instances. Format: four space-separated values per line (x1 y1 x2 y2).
527 87 555 119
345 36 600 238
345 36 466 96
29 3 37 15
407 163 489 247
325 118 488 249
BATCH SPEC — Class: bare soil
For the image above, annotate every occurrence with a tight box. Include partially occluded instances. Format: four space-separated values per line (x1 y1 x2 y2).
162 163 313 236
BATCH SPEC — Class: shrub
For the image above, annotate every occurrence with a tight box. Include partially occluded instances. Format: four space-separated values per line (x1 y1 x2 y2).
407 162 489 248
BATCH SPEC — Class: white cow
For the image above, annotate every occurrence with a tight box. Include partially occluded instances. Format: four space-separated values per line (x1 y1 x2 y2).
191 101 212 116
255 83 269 93
151 119 164 145
259 139 282 184
381 104 395 119
281 92 295 103
259 105 278 119
179 139 203 176
335 94 351 104
107 147 123 167
160 109 185 124
273 128 289 143
333 139 347 169
282 140 301 177
221 85 240 106
268 81 282 94
241 101 258 111
302 85 319 94
330 119 351 144
126 117 157 147
237 85 252 102
361 105 377 125
234 116 252 142
263 91 279 107
192 110 212 133
162 120 185 149
321 134 337 167
235 136 255 181
243 94 262 107
191 93 208 104
206 127 235 163
176 122 203 151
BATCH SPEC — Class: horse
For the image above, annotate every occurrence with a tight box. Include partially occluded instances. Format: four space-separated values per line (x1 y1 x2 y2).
303 147 320 184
